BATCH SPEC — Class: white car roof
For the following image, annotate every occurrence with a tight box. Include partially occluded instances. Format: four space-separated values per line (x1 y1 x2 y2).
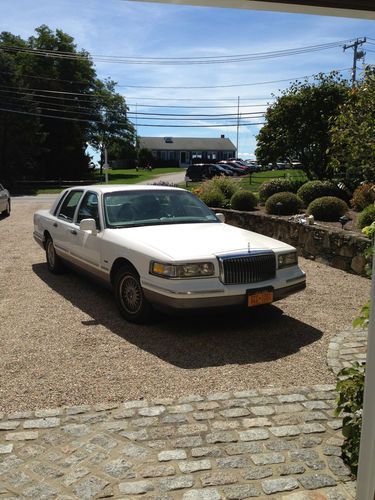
75 184 185 194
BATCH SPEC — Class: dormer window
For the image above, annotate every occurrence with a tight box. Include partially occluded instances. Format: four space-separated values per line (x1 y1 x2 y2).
164 137 173 143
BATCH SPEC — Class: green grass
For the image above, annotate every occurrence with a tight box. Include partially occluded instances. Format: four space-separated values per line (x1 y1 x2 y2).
32 167 182 194
239 169 307 193
93 167 182 185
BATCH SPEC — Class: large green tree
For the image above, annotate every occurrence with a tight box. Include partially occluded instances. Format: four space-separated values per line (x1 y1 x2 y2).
0 33 44 183
88 79 136 174
329 66 375 187
255 73 350 179
0 26 135 183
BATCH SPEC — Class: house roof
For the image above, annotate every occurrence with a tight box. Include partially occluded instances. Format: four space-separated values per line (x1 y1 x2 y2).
139 136 236 151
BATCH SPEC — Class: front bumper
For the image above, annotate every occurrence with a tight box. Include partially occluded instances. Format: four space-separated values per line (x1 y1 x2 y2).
143 278 306 311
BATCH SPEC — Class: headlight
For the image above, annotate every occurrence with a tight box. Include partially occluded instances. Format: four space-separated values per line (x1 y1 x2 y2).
150 261 215 278
278 251 298 269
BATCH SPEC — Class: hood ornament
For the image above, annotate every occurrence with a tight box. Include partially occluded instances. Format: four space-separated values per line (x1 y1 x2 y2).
248 242 251 253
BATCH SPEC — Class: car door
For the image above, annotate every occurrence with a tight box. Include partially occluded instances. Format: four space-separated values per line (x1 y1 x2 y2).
70 191 103 278
53 190 84 259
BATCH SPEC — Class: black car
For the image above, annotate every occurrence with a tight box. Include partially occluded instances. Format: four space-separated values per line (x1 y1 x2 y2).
185 163 228 182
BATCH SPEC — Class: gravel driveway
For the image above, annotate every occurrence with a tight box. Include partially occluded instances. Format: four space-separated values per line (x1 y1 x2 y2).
0 200 370 412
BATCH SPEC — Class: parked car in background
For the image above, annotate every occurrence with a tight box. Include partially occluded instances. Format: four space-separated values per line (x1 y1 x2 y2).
185 163 228 182
216 162 244 176
218 161 248 175
0 183 11 216
33 185 306 323
213 164 233 176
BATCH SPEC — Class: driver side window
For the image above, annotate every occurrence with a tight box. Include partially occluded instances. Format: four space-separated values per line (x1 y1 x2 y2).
76 192 100 229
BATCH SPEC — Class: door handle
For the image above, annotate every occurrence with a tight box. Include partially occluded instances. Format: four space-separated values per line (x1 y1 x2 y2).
53 222 58 227
70 229 77 235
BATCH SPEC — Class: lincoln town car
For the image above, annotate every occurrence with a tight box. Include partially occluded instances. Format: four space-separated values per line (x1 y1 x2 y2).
33 185 306 323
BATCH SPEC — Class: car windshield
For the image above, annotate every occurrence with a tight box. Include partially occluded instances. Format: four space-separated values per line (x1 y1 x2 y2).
103 189 219 228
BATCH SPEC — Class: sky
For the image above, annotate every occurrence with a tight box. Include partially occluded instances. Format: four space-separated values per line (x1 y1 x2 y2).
2 0 375 161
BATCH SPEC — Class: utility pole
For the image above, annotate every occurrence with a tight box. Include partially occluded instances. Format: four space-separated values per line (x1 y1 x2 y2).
236 96 240 156
343 37 366 86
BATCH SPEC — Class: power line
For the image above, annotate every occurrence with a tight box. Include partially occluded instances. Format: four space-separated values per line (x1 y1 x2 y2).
0 67 350 93
0 106 265 127
0 39 353 65
100 69 352 89
0 96 265 121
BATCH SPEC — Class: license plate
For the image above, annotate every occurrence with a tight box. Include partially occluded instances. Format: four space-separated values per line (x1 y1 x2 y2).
247 290 273 307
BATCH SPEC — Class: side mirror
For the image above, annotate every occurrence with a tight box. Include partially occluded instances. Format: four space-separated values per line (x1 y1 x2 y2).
216 213 225 223
80 218 97 234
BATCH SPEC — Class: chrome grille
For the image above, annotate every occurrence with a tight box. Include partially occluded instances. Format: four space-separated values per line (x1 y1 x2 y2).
219 252 276 285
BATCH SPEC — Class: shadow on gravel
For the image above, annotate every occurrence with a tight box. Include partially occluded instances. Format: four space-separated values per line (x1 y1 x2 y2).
33 263 322 369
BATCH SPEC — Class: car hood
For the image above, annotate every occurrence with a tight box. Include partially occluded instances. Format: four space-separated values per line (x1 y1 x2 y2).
113 222 294 261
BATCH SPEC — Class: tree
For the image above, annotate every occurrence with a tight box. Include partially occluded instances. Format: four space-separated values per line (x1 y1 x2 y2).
0 26 135 183
88 79 136 175
255 72 349 180
0 33 45 184
329 66 375 188
26 25 97 180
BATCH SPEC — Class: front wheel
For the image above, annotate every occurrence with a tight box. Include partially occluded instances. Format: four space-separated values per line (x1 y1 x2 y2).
45 236 65 274
114 265 153 323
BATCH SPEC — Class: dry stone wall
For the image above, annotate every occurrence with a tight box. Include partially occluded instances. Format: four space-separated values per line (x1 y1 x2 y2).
215 209 371 276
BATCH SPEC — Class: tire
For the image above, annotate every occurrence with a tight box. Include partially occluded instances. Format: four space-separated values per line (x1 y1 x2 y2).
4 199 10 217
114 265 153 323
45 236 65 274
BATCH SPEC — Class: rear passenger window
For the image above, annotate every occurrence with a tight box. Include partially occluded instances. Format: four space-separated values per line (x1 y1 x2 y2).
58 190 83 222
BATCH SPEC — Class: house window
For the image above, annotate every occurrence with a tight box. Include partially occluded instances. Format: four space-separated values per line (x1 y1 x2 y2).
192 151 202 160
207 152 217 161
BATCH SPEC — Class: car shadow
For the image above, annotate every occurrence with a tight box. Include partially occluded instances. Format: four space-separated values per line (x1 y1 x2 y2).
32 263 322 369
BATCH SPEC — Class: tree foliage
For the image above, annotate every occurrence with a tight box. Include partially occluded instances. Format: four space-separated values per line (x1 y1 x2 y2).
329 66 375 187
88 79 135 174
0 26 135 183
255 72 349 180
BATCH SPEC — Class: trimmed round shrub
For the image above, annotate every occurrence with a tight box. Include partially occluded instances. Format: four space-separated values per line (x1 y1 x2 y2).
210 177 239 199
230 190 257 211
307 196 349 221
265 192 303 215
351 183 375 211
358 204 375 229
199 188 225 208
259 178 305 202
297 180 348 206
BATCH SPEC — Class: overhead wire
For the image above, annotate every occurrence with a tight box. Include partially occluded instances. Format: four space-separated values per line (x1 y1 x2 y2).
0 39 353 65
0 67 351 94
0 106 265 127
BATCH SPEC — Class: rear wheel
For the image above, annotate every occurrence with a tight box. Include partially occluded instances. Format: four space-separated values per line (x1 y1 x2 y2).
114 265 153 323
45 236 65 274
4 200 10 216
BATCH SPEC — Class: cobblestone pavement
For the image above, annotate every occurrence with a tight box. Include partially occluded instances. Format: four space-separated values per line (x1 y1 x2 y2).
327 327 367 375
0 385 355 499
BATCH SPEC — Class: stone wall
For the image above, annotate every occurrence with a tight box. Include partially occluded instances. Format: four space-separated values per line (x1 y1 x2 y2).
215 209 371 276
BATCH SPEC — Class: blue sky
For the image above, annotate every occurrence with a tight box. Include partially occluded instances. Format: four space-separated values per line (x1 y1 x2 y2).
2 0 375 161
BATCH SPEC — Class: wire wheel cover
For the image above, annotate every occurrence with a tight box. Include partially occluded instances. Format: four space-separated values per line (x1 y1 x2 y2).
120 275 142 314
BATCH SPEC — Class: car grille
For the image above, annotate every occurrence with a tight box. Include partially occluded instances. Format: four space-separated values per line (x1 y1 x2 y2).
219 252 276 285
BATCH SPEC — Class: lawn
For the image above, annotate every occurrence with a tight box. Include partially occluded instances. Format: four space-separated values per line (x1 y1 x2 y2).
34 167 182 194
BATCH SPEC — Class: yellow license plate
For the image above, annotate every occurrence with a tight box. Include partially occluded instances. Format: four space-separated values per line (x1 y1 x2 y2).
248 290 273 307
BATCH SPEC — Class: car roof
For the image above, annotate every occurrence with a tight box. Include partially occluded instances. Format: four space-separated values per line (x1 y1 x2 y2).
66 184 185 194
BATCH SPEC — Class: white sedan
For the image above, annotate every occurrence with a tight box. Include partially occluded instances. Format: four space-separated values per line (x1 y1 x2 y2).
33 185 306 323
